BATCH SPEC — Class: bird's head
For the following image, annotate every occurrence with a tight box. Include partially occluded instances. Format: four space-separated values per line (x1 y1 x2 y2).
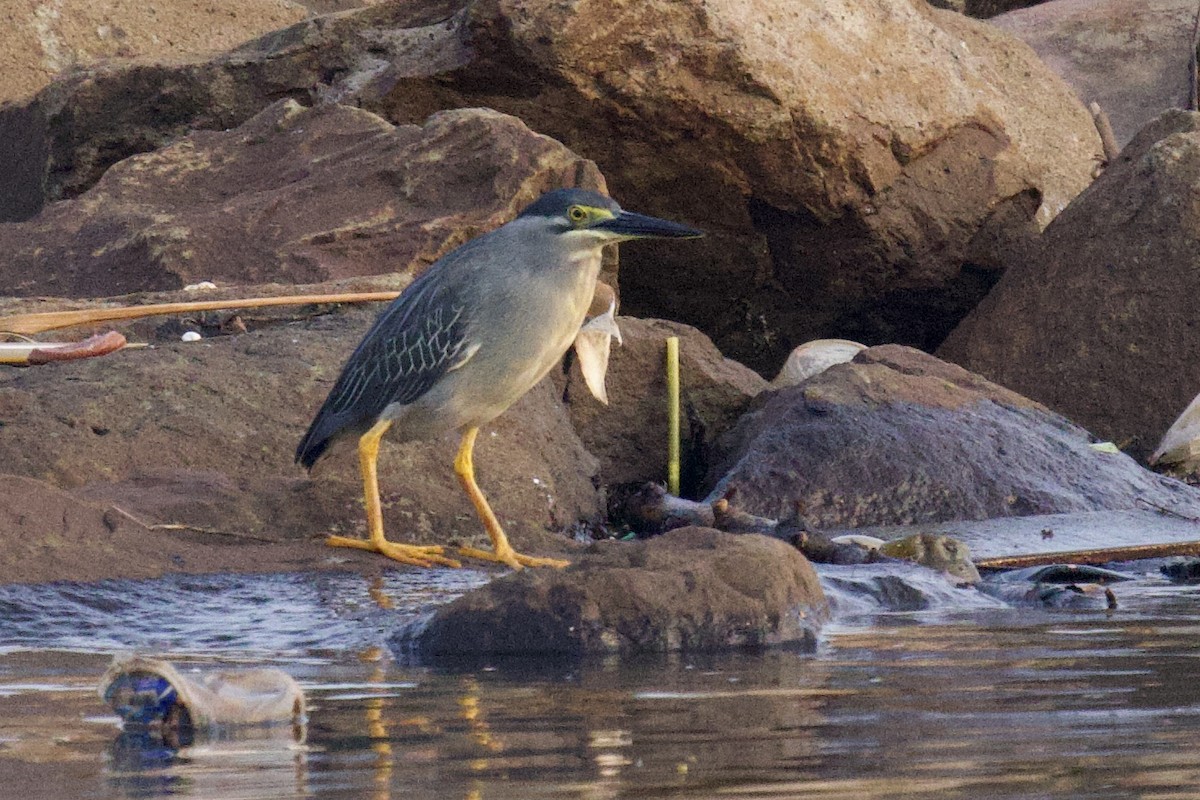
517 188 704 246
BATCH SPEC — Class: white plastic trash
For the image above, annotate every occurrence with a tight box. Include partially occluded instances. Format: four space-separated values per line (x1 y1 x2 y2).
100 654 306 728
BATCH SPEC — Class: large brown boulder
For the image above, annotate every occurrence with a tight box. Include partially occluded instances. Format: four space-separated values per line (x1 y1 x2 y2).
0 99 610 298
400 526 828 657
705 345 1200 528
0 0 306 106
939 111 1200 461
0 303 600 560
561 317 766 495
0 0 1100 372
990 0 1195 148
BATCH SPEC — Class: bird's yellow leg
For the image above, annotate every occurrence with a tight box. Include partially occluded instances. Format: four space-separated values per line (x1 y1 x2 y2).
453 427 570 570
327 419 462 568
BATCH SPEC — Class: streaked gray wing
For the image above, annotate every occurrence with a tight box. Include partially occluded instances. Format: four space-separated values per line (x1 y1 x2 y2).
295 271 476 467
330 296 472 413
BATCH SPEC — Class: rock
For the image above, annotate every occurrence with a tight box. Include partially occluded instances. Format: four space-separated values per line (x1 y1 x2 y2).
397 527 828 657
939 111 1200 461
0 472 382 585
0 99 610 298
2 0 1100 372
705 345 1200 528
560 317 766 496
1150 390 1200 470
769 339 867 390
990 0 1195 148
0 0 307 106
0 303 600 561
937 1 1052 18
877 532 981 583
0 0 476 221
380 0 1102 371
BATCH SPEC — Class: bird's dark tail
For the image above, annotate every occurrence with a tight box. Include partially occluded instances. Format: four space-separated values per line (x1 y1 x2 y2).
295 409 348 470
295 434 330 471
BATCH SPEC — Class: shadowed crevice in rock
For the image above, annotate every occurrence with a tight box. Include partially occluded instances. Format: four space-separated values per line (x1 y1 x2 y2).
395 527 828 658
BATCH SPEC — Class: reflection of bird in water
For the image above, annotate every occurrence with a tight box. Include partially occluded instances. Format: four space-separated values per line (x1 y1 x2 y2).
296 189 701 570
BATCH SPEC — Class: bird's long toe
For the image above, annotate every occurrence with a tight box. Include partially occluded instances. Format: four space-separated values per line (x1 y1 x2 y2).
457 545 569 570
327 535 462 568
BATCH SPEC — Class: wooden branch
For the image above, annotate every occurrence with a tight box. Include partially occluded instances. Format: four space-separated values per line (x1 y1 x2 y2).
0 291 402 336
1088 102 1120 163
976 539 1200 570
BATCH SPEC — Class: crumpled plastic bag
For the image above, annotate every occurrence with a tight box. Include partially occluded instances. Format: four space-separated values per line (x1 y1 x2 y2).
100 654 306 728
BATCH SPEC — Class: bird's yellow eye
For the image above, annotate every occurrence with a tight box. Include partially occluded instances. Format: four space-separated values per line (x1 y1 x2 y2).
567 205 588 223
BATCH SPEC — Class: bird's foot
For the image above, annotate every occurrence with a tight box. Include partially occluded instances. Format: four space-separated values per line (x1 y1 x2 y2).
327 535 462 568
457 544 570 570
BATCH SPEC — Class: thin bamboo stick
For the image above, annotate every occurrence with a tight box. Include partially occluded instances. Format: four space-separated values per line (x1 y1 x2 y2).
976 539 1200 570
666 336 681 496
0 291 402 336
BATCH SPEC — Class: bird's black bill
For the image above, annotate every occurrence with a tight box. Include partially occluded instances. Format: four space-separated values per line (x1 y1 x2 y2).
593 210 705 239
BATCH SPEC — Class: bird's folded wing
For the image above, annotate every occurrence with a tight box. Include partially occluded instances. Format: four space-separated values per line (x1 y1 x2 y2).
323 280 477 418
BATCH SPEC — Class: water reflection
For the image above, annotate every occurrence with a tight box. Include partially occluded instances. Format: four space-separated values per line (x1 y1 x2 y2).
2 572 1200 798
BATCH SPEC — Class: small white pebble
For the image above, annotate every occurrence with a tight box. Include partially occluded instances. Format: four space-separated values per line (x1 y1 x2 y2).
532 477 542 486
181 331 202 342
183 281 218 291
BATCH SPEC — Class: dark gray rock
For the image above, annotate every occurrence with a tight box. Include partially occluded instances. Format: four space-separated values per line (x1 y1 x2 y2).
397 527 828 657
706 345 1200 528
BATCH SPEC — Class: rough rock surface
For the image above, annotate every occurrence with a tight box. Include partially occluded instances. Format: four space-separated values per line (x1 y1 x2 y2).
991 0 1195 147
940 111 1200 461
705 345 1200 528
0 0 1100 373
0 472 401 585
560 317 765 496
378 0 1103 371
0 0 474 221
398 527 828 657
0 0 307 106
0 99 610 298
0 303 600 561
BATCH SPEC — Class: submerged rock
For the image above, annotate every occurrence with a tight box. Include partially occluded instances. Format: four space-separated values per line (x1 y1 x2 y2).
396 527 828 657
878 533 981 584
706 345 1200 528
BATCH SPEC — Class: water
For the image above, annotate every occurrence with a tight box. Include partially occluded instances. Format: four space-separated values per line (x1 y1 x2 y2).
3 566 1200 799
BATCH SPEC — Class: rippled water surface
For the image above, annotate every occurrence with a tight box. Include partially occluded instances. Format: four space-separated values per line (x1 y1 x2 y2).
3 566 1200 799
